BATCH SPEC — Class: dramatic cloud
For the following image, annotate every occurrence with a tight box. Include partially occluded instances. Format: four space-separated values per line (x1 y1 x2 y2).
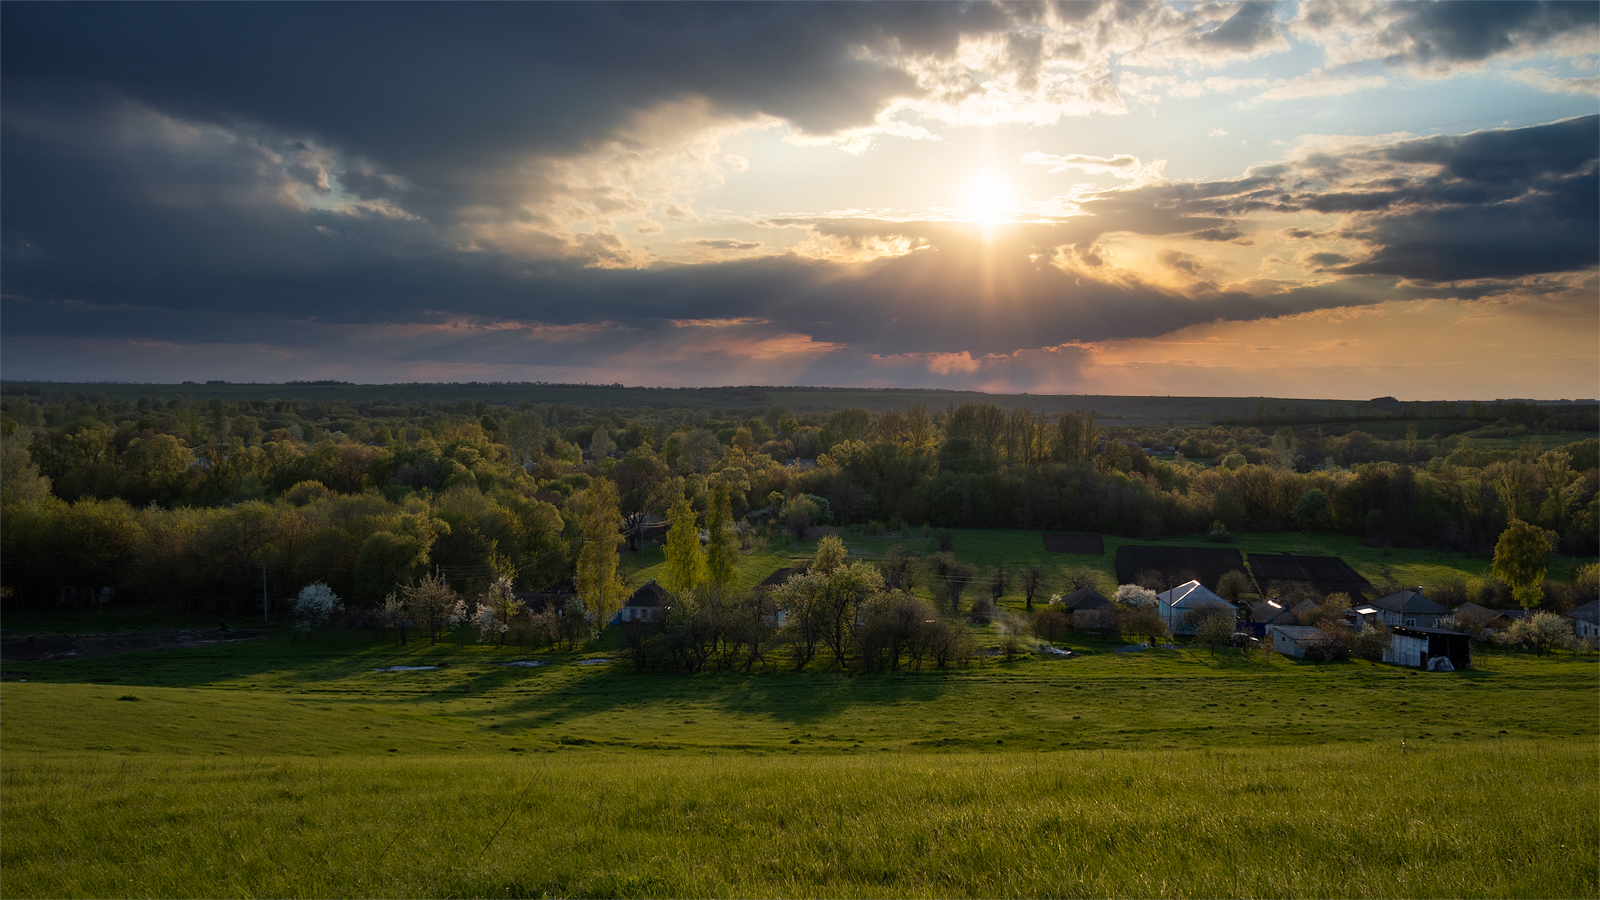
1294 0 1600 75
2 3 1596 396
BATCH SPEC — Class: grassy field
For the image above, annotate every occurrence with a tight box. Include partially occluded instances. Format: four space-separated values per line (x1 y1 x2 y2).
4 741 1593 899
3 610 1598 897
4 524 1597 897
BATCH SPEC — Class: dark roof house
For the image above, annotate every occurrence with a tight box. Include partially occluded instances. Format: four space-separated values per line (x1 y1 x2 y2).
1060 587 1113 611
1367 589 1448 627
612 580 671 624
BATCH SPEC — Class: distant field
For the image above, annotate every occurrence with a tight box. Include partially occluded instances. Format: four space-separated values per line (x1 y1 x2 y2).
10 380 1580 422
2 625 1596 898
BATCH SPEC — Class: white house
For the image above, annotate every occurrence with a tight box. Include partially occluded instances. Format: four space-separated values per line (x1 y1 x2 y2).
1156 580 1238 634
1569 600 1599 640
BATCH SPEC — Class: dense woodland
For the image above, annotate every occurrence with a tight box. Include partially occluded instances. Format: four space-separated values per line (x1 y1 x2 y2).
2 389 1595 618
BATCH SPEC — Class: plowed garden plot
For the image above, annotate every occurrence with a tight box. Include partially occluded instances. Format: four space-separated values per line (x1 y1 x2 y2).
1248 553 1374 598
1115 545 1245 589
1043 533 1104 554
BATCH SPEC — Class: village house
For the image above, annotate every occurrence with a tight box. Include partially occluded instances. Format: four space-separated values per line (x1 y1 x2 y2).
1060 586 1114 629
1569 600 1599 640
611 580 670 624
1364 589 1448 628
1155 580 1237 634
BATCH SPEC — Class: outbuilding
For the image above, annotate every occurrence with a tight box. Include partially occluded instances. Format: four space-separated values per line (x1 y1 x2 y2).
1383 625 1470 670
1269 624 1327 659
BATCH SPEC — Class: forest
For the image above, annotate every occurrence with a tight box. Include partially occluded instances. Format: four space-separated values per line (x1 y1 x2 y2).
2 387 1595 616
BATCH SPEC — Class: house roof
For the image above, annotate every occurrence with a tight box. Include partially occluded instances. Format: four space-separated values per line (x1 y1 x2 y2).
1566 600 1598 624
1245 598 1292 624
1157 580 1237 610
1392 625 1472 639
1061 587 1113 610
1369 590 1448 616
625 580 671 608
1271 625 1326 644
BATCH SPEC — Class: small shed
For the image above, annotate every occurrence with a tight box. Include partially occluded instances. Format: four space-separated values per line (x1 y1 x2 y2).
1270 625 1327 659
1384 625 1471 670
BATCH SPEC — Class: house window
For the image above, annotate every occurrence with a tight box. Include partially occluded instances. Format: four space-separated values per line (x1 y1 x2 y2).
1404 618 1415 626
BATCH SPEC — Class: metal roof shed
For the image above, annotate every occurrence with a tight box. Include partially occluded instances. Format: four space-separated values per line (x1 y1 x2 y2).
1385 625 1471 670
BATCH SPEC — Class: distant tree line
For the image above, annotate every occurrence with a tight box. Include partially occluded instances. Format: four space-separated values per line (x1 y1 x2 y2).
2 391 1595 615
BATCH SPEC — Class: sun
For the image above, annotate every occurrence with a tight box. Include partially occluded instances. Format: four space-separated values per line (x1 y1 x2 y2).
965 170 1013 225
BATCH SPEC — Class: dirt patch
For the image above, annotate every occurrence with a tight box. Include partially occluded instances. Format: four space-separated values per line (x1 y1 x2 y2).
1247 553 1374 599
1114 545 1245 590
0 628 265 663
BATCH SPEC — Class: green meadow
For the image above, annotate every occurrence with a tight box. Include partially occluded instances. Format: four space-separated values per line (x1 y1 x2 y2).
4 605 1598 898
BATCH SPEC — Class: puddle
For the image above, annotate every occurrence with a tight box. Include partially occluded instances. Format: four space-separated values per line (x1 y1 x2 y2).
576 659 613 666
373 665 439 672
497 660 545 667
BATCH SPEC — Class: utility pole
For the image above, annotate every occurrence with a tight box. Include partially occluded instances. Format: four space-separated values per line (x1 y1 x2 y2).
262 562 269 624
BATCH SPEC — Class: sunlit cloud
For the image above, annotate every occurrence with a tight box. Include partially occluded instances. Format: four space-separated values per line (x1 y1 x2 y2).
2 3 1595 395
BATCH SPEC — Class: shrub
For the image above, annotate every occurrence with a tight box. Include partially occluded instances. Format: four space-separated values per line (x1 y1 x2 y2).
1114 584 1157 607
1493 611 1576 656
1031 606 1072 642
969 596 997 625
1117 605 1169 645
1215 570 1254 601
292 582 343 642
1352 622 1390 661
1312 621 1352 661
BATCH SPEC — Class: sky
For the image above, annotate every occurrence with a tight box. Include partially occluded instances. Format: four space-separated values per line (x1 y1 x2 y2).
2 1 1597 400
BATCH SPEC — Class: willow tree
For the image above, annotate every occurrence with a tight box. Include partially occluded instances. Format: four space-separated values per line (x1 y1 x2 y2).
577 479 627 632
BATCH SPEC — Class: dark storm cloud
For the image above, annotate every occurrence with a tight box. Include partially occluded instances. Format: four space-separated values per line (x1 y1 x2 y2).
1190 1 1283 53
2 3 1596 383
1299 0 1599 69
2 2 1007 199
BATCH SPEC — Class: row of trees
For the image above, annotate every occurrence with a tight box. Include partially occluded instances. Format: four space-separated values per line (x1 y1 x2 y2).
4 390 1595 616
